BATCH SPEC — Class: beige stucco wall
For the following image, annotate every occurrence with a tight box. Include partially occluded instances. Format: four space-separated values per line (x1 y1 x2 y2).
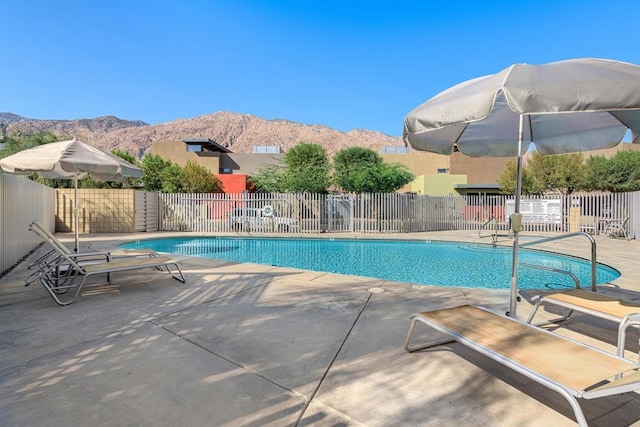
381 151 506 193
56 189 136 233
151 140 285 176
449 153 513 185
410 174 467 196
221 153 285 175
381 151 450 176
381 151 451 193
576 142 640 159
153 140 222 172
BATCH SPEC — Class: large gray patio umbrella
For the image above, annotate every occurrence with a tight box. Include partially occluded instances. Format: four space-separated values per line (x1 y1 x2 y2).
403 58 640 317
0 138 143 251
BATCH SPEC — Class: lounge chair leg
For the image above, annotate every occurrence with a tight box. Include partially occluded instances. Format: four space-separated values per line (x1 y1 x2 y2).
404 316 455 353
616 314 640 364
38 274 85 306
166 263 185 283
526 298 543 324
527 297 573 326
564 394 588 427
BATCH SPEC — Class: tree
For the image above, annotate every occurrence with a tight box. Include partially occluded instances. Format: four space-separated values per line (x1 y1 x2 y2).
180 160 223 193
333 147 414 193
109 149 141 189
248 164 288 192
498 152 587 195
0 133 144 190
141 154 174 191
282 143 331 193
0 132 67 187
377 163 415 193
250 142 331 193
526 152 586 195
584 154 609 191
112 149 138 166
161 163 184 193
0 131 61 158
496 159 539 195
603 150 640 192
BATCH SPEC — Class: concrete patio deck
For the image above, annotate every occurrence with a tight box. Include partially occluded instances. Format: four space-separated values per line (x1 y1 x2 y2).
1 230 640 426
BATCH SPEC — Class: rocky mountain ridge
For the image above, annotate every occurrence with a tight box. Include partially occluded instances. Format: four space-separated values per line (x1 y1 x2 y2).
2 111 403 158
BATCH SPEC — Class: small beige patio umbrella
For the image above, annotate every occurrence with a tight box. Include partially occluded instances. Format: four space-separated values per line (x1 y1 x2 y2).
403 58 640 317
0 138 143 251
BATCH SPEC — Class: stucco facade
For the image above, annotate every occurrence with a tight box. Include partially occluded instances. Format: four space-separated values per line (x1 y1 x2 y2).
221 153 285 175
151 139 640 196
381 151 451 176
450 153 512 187
410 174 468 195
382 151 506 194
152 140 284 176
153 140 223 172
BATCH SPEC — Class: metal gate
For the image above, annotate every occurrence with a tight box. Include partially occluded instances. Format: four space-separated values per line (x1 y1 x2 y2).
326 194 353 232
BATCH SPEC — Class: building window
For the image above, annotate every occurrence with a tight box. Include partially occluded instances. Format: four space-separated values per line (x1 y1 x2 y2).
187 144 202 152
437 168 449 173
253 145 281 154
379 146 410 154
221 168 232 174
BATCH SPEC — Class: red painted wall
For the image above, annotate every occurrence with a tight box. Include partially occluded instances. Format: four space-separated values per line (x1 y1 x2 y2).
219 174 249 193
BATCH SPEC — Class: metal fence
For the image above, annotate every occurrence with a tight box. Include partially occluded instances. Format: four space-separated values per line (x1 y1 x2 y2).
158 191 639 239
0 174 55 272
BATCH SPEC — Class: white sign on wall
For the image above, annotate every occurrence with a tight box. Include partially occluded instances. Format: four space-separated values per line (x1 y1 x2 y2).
505 199 562 224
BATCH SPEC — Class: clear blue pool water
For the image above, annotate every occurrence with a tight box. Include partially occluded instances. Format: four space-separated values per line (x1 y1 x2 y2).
120 237 620 290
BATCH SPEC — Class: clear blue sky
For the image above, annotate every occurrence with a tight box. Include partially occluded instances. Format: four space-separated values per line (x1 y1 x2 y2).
3 0 640 137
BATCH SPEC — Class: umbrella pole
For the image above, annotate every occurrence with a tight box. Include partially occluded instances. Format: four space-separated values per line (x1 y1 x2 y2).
74 175 79 252
509 114 525 317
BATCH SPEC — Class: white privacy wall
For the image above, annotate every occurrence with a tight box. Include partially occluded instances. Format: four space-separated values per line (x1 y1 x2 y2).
0 174 55 272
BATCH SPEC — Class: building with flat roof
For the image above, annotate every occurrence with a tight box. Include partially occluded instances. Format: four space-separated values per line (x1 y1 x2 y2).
152 138 285 192
381 150 511 195
152 138 640 195
383 143 640 196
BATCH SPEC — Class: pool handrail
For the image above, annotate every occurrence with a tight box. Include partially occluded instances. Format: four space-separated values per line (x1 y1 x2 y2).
478 217 497 238
518 231 597 292
517 261 581 289
478 217 511 246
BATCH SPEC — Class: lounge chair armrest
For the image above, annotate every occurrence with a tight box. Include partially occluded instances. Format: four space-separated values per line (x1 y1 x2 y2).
621 313 640 325
67 251 111 262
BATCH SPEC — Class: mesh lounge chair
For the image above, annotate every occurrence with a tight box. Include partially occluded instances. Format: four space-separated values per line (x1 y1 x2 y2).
578 215 597 235
26 221 159 286
405 305 640 427
26 223 185 305
28 220 156 267
527 289 640 362
602 217 630 239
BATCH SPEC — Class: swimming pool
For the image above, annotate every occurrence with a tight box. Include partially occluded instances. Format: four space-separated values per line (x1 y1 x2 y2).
120 237 620 290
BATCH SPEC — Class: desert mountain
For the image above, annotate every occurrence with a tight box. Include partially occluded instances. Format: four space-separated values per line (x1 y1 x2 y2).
2 112 403 158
